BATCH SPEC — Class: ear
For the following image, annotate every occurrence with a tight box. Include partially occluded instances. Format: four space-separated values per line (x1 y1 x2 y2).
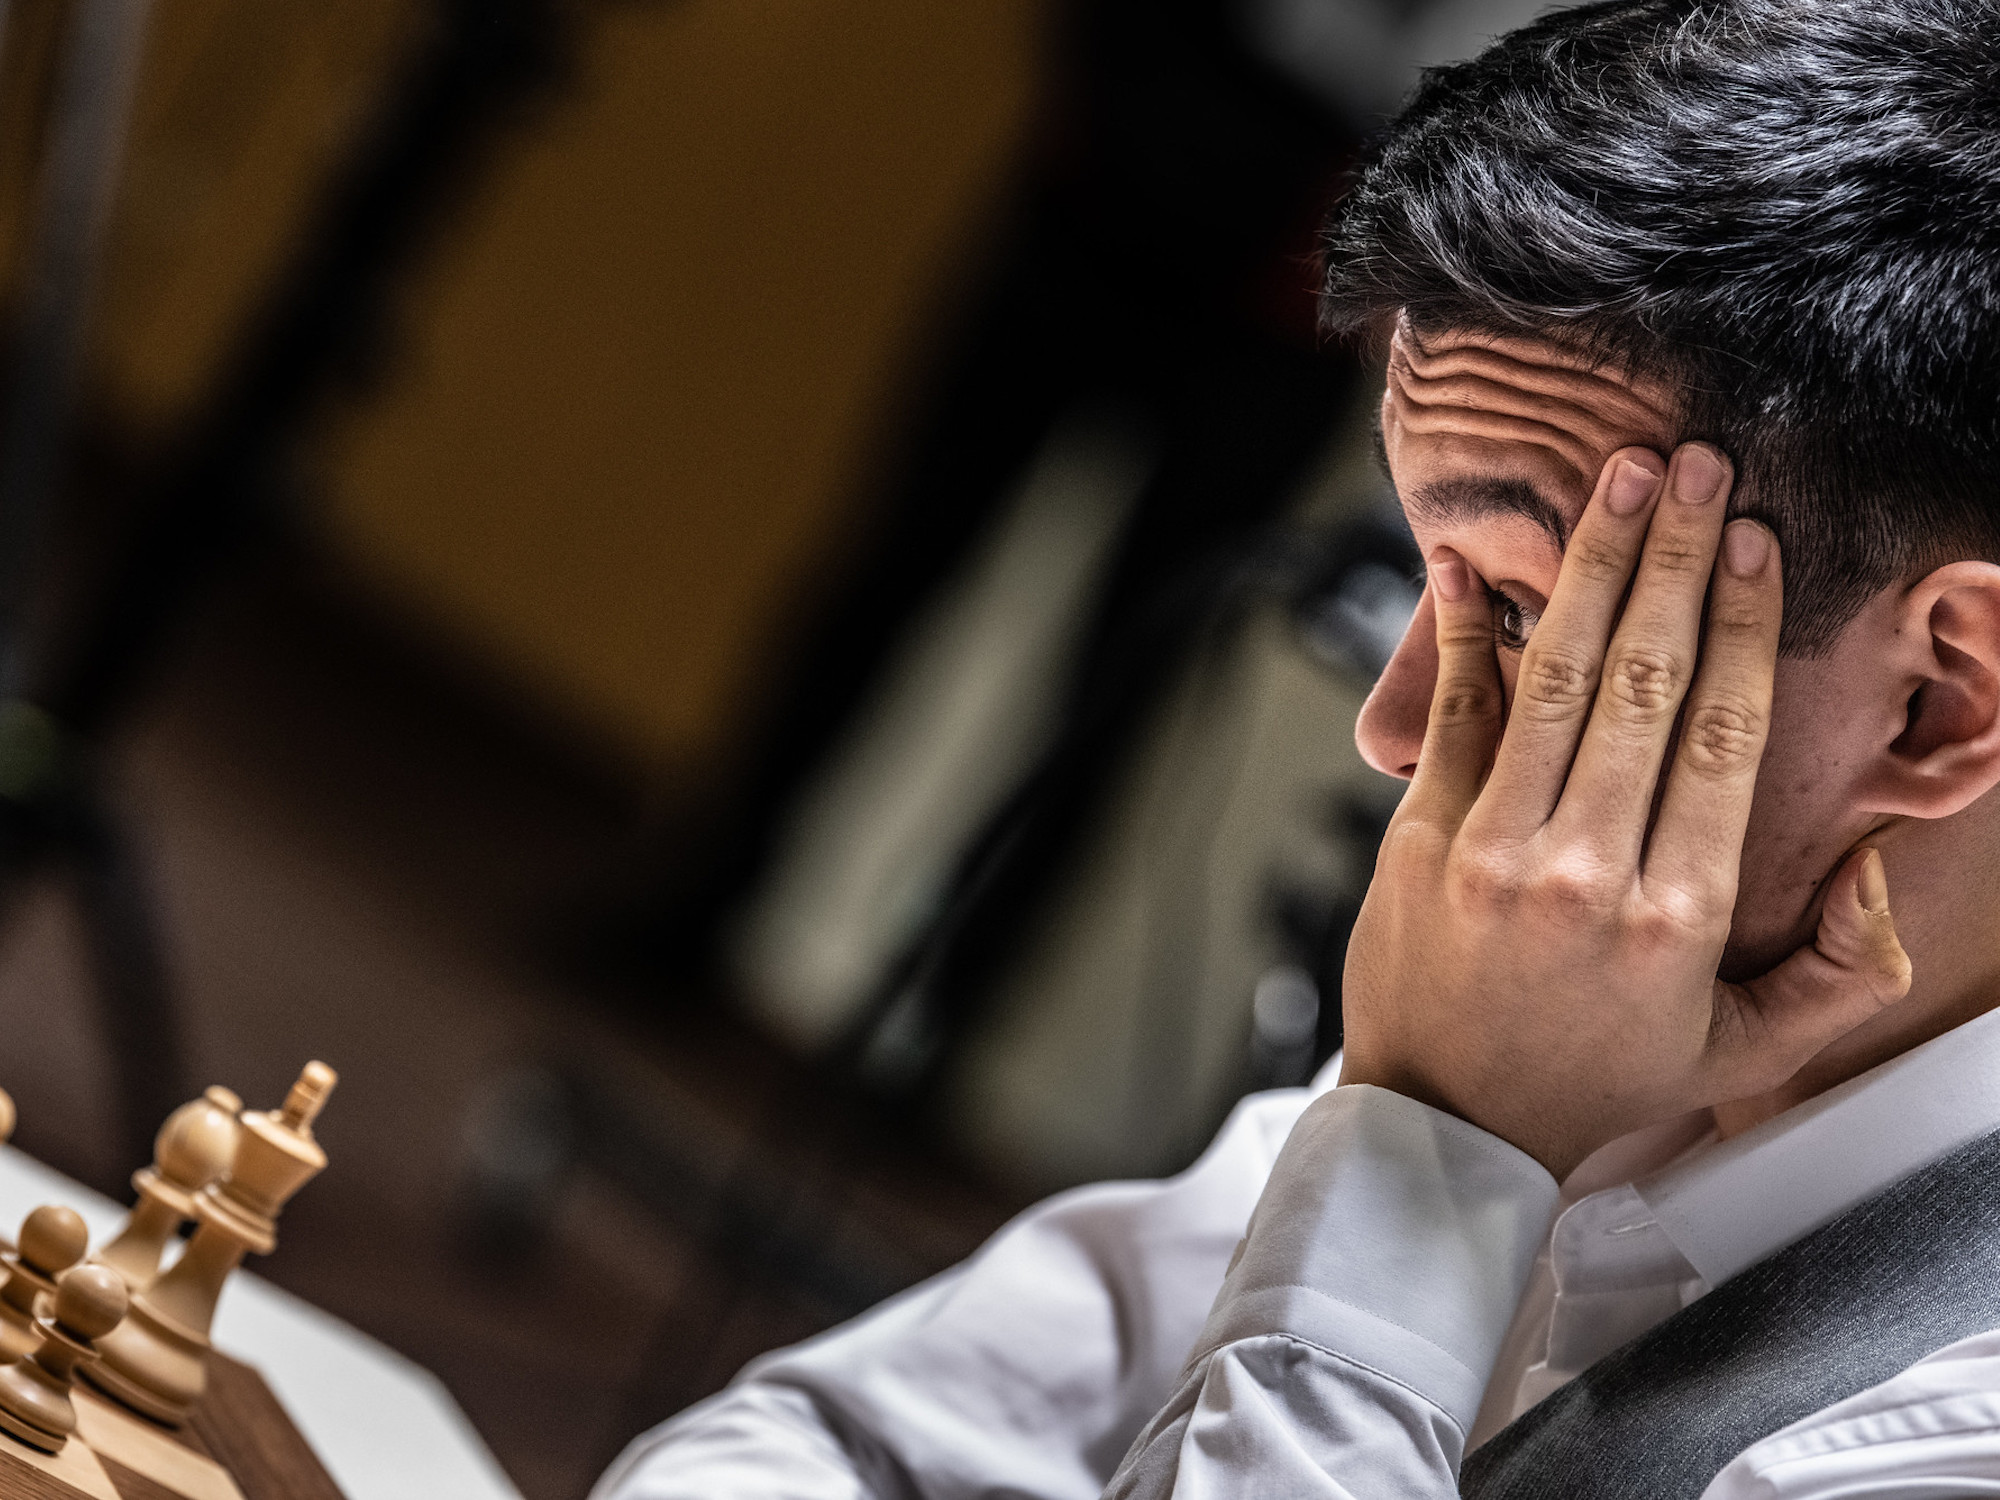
1865 562 2000 819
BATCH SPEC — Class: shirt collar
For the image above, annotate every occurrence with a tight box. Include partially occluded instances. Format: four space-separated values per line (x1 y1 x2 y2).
1632 1002 2000 1287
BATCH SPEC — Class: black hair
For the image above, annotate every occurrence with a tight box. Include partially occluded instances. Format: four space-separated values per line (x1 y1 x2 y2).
1320 0 2000 653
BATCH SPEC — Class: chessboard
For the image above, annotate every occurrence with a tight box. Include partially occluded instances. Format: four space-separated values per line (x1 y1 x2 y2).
0 1063 343 1500
0 1350 346 1500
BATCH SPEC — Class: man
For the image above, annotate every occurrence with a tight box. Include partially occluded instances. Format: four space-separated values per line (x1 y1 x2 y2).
596 0 2000 1493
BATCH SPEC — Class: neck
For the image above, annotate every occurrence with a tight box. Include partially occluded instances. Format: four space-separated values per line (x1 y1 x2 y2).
1714 980 2000 1141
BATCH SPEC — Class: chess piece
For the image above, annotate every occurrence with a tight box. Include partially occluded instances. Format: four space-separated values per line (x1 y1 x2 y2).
94 1086 242 1291
0 1086 17 1148
0 1208 88 1361
0 1265 125 1453
87 1062 335 1426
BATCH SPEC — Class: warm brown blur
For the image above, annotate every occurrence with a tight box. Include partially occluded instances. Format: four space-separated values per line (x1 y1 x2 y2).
90 0 1039 767
321 1 1040 765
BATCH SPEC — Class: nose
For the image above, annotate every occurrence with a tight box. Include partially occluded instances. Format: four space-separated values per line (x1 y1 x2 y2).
1354 585 1437 780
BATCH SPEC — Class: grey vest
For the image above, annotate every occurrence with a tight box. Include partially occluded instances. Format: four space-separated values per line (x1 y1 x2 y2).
1460 1125 2000 1500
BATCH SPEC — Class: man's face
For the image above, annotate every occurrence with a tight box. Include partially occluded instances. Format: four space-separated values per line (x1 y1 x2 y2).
1358 325 1881 976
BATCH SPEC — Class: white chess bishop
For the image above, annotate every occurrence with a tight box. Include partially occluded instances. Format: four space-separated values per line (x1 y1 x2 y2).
95 1087 242 1294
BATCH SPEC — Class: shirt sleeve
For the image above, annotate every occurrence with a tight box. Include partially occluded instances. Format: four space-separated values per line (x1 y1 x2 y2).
1105 1085 1560 1499
591 1084 1319 1500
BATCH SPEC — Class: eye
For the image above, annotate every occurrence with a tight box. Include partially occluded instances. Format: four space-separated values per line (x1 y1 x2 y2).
1494 591 1541 653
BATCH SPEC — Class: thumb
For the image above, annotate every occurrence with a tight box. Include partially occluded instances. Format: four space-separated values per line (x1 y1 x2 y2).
1717 847 1913 1089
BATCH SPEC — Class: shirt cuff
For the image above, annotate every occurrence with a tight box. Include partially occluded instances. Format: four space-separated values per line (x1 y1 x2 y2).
1190 1084 1559 1435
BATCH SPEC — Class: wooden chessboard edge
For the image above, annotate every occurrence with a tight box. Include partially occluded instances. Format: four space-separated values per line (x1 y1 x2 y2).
95 1454 181 1500
184 1353 343 1500
0 1425 118 1500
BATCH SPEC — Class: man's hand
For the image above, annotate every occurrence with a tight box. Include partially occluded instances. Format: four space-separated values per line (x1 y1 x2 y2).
1339 443 1913 1179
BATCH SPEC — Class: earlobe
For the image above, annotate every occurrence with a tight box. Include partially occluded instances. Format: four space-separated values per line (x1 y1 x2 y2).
1872 563 2000 818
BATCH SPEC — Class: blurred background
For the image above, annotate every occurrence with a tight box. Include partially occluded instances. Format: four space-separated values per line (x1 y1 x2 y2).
0 0 1552 1494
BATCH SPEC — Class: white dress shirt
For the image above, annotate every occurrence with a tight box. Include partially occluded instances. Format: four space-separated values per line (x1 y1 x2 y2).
595 1003 2000 1500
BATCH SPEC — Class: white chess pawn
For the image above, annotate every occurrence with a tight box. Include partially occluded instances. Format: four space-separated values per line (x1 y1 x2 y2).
96 1087 242 1291
0 1208 87 1362
0 1265 126 1453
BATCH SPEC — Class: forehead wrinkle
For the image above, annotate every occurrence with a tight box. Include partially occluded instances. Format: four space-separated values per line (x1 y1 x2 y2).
1398 318 1678 414
1407 476 1571 552
1391 322 1682 449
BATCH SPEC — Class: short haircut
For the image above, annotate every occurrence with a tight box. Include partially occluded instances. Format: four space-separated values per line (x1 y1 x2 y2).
1320 0 2000 654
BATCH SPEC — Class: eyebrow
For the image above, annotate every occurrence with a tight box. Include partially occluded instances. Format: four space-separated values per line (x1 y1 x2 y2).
1405 476 1572 551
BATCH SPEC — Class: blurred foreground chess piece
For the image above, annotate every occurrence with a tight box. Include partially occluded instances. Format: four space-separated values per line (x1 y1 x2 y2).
0 1265 125 1453
95 1086 241 1291
0 1208 88 1360
87 1063 335 1426
0 1086 17 1148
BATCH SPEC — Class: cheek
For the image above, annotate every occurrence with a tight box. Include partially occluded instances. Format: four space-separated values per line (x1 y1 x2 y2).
1735 771 1842 921
1723 686 1873 964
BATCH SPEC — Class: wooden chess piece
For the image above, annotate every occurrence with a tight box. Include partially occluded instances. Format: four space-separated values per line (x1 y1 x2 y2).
95 1086 242 1291
0 1086 17 1148
0 1265 125 1453
0 1208 88 1361
87 1062 335 1426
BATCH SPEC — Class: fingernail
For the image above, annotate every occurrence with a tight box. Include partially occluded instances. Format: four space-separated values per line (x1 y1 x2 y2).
1606 459 1661 515
1859 849 1889 915
1430 553 1468 601
1674 445 1728 504
1723 520 1770 577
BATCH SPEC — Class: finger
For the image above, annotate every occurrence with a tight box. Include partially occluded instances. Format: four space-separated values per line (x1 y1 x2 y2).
1552 444 1733 867
1468 448 1666 839
1709 848 1912 1098
1644 520 1782 901
1402 549 1502 826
